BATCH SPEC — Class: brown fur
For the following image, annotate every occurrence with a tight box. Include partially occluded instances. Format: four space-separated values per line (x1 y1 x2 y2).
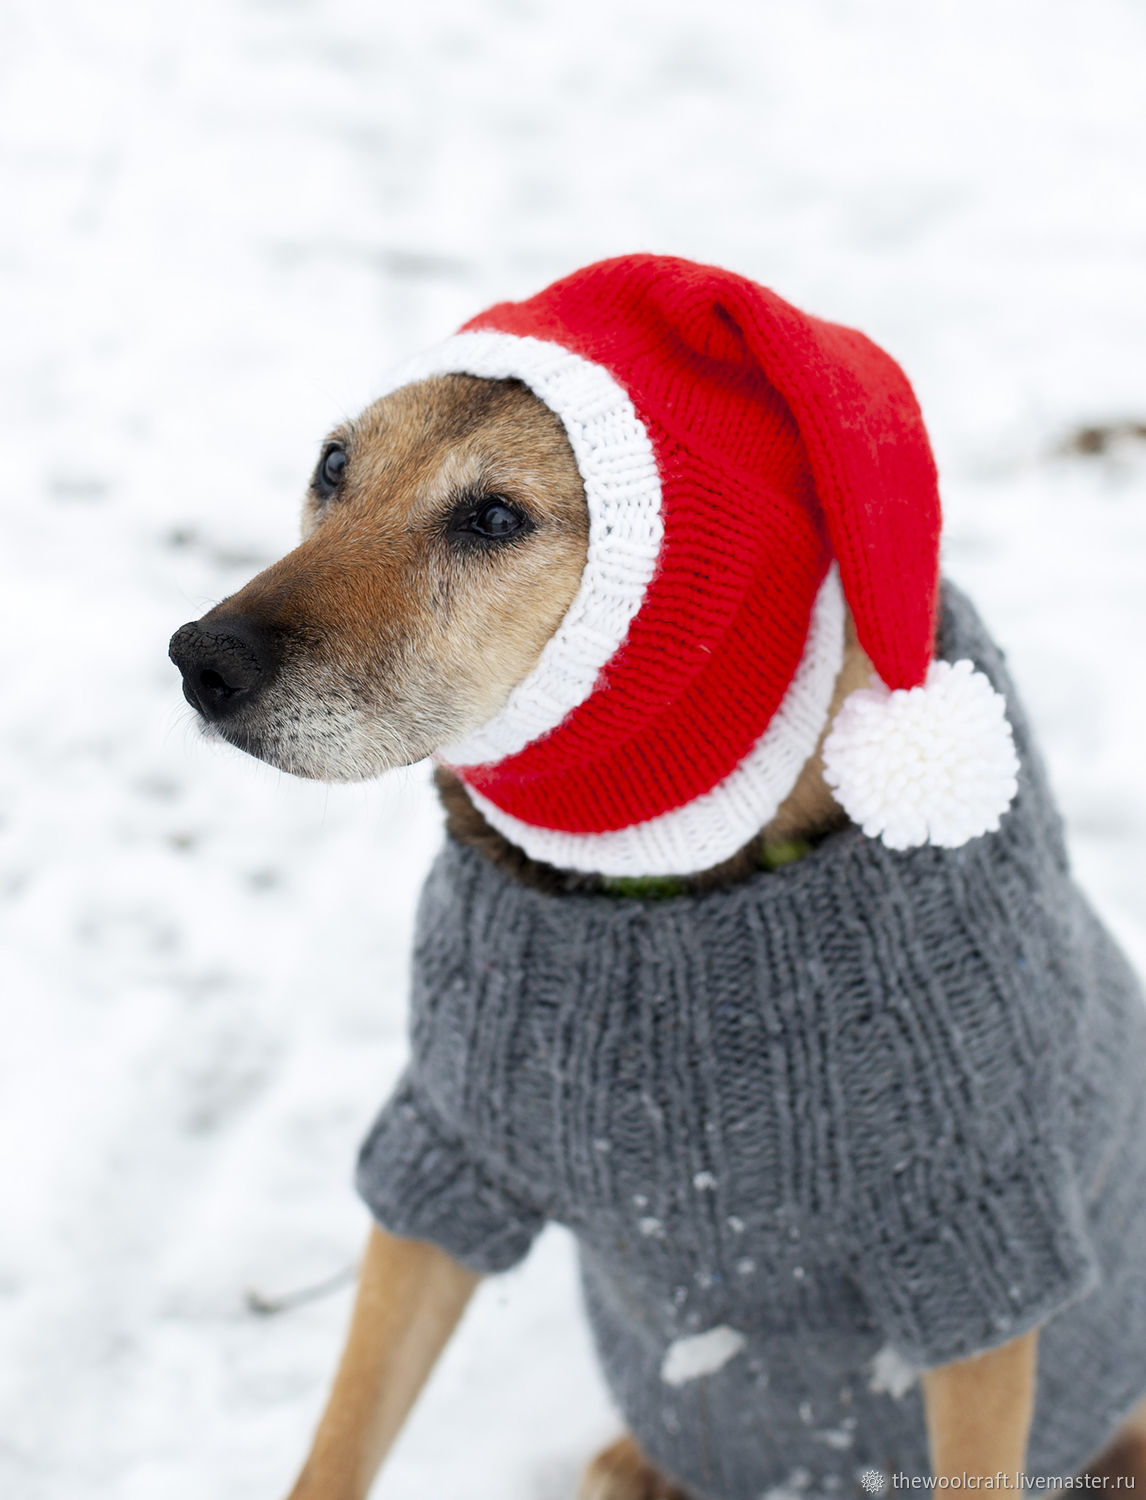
285 1226 480 1500
1084 1394 1146 1486
196 376 589 780
579 1435 691 1500
921 1330 1038 1486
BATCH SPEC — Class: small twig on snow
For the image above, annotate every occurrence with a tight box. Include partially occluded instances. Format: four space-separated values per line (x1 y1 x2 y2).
245 1261 357 1317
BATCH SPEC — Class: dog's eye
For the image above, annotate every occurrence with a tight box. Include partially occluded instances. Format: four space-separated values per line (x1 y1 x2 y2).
314 444 348 500
449 497 532 544
472 500 524 538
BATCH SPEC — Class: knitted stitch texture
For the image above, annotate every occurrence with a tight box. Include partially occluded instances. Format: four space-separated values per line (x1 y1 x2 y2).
357 584 1146 1498
379 256 945 858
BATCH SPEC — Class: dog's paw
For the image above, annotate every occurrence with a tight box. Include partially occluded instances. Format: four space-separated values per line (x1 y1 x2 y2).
579 1435 690 1500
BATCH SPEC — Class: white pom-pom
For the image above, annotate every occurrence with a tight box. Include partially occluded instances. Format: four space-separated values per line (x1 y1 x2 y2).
822 659 1020 850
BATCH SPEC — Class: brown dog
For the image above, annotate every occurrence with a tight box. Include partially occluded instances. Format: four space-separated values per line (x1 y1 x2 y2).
170 374 1146 1499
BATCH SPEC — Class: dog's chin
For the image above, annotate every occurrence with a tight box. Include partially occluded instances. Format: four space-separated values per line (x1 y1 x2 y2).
193 706 443 784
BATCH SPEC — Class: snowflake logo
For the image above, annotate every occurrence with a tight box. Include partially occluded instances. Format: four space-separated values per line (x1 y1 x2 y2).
858 1468 887 1494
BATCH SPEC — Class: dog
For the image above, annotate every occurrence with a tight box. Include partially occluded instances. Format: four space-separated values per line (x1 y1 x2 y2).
170 256 1146 1500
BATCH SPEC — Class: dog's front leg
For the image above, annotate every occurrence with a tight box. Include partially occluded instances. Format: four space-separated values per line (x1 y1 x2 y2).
920 1326 1039 1486
285 1224 481 1500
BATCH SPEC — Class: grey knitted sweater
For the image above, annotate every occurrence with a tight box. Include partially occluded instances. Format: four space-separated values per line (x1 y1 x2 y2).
357 585 1146 1498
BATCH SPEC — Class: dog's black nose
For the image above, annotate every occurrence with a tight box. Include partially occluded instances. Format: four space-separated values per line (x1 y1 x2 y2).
169 619 274 721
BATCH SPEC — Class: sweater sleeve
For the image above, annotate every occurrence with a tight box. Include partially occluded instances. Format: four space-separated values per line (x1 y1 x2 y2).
355 1072 545 1274
855 1137 1099 1369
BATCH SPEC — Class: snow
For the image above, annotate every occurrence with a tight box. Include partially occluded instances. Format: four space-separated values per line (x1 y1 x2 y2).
868 1344 920 1402
1 0 1145 1496
661 1326 748 1388
812 1422 855 1452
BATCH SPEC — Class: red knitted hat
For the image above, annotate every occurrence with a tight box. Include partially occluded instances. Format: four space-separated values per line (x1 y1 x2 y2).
380 255 1018 875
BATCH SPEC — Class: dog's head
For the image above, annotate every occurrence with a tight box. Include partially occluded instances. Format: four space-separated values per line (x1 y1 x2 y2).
171 257 1021 864
169 375 588 780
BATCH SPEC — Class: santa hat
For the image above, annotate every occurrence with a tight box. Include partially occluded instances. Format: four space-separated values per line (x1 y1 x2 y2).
378 255 1019 877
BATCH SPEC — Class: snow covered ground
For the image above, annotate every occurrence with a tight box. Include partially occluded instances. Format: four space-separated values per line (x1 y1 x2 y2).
1 0 1145 1495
